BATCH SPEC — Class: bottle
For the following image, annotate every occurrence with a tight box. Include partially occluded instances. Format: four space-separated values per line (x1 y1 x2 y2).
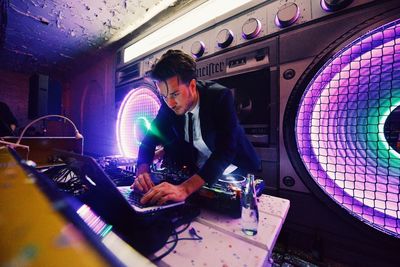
241 173 259 236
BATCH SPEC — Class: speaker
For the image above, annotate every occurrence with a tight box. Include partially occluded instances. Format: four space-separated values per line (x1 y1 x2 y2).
48 78 62 115
28 74 61 119
279 0 400 241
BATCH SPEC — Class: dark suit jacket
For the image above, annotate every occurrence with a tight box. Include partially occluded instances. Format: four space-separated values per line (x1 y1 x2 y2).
137 81 260 184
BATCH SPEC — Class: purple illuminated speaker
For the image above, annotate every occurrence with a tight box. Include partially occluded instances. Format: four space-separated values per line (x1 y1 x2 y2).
283 17 400 238
116 86 161 158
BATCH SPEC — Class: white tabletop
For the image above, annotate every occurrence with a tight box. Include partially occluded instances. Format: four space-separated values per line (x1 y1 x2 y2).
155 194 290 267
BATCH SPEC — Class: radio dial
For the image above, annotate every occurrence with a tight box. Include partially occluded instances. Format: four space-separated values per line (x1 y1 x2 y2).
242 18 261 40
191 41 205 58
321 0 353 12
275 2 300 28
217 29 234 48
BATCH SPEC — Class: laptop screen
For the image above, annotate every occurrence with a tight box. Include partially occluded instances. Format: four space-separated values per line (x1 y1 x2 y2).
52 150 175 255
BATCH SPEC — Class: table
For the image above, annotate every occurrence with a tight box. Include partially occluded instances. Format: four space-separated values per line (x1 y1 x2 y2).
156 194 290 267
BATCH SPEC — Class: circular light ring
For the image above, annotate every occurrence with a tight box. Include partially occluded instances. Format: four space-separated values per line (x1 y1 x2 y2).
296 19 400 237
116 86 161 158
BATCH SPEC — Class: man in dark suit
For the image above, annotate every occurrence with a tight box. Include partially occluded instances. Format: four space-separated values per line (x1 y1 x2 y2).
132 50 260 205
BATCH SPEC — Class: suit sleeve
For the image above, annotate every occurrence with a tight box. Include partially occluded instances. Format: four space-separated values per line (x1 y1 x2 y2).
197 89 239 184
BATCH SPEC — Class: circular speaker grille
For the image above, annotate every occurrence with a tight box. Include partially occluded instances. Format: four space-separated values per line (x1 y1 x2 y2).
293 18 400 238
116 86 161 158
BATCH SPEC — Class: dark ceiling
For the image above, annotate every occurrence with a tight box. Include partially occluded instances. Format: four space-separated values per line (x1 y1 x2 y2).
0 0 198 76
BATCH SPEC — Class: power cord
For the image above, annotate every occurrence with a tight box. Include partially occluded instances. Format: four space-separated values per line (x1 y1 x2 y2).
175 222 191 234
151 224 203 262
165 227 203 244
150 229 178 262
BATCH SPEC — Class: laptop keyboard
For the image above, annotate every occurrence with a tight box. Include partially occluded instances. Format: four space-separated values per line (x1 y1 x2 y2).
118 186 182 210
118 187 147 208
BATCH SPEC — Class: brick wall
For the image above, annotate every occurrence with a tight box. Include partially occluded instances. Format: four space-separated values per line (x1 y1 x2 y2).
1 52 117 156
62 51 117 156
0 70 30 129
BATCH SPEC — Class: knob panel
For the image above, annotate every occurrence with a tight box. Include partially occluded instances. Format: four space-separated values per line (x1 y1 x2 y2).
242 18 262 40
191 41 205 58
321 0 353 12
275 2 300 28
217 29 234 48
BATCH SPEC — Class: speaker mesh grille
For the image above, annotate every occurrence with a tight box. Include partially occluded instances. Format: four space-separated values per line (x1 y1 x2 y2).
296 18 400 237
116 86 160 158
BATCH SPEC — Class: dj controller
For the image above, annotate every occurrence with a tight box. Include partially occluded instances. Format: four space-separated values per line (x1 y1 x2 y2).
97 156 265 218
96 156 136 186
97 155 194 186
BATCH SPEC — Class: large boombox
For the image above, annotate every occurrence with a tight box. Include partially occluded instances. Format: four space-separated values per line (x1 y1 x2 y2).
114 0 400 263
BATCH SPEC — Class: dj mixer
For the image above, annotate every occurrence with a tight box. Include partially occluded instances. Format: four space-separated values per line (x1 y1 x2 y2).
96 156 265 218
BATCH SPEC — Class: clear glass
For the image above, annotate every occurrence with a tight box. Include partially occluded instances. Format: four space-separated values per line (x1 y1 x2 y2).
241 173 259 236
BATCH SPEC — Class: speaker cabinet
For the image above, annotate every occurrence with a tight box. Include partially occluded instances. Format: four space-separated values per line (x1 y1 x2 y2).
279 1 400 241
48 78 62 115
28 74 61 119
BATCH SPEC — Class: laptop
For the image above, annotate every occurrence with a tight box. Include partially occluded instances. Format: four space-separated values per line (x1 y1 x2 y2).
56 151 185 214
51 150 182 254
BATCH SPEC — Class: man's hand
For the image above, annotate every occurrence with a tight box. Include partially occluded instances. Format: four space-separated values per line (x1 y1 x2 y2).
131 163 154 193
131 172 154 193
140 174 206 205
141 182 188 205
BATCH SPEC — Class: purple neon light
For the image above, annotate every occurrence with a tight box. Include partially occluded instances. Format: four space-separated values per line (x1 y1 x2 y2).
77 204 112 237
116 86 160 158
296 19 400 237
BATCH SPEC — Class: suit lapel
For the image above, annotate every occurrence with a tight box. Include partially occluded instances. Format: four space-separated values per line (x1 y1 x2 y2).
175 115 185 139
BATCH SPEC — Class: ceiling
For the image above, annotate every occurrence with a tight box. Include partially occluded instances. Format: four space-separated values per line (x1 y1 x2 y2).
0 0 199 76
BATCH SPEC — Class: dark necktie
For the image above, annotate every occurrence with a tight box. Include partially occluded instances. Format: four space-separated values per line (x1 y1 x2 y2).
188 112 194 148
187 112 197 169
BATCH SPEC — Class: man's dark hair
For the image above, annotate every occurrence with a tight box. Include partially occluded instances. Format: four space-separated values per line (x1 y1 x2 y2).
150 50 197 84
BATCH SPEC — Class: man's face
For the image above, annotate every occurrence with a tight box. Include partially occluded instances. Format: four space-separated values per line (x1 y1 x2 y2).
157 76 198 115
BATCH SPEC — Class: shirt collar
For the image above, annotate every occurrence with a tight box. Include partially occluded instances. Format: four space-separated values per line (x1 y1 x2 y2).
187 97 200 117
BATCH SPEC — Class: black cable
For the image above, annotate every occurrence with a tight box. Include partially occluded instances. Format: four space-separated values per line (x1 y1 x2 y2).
165 227 203 244
175 222 191 234
44 166 87 196
151 224 203 262
150 228 179 262
189 227 203 240
165 237 202 244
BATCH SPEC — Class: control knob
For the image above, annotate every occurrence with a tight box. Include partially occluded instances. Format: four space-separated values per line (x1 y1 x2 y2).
217 29 234 48
275 2 300 28
321 0 353 12
191 41 205 58
242 18 261 40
